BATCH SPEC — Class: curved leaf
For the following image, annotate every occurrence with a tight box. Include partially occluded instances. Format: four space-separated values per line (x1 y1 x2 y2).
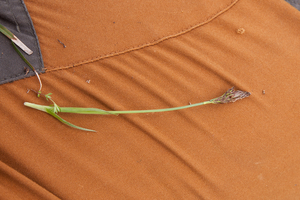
46 108 96 132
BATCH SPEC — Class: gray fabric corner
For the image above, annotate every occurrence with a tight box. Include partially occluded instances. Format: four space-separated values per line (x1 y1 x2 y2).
0 0 44 85
285 0 300 11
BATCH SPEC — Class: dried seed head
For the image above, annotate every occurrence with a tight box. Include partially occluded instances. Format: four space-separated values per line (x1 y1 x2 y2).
210 87 250 104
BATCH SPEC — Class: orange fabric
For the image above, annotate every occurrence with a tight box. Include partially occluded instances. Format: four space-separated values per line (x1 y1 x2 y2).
1 0 300 199
24 0 238 70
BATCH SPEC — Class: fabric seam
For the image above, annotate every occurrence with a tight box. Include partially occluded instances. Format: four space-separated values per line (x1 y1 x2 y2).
46 0 240 72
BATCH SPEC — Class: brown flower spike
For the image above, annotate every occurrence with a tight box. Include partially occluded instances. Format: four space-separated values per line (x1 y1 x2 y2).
210 87 251 104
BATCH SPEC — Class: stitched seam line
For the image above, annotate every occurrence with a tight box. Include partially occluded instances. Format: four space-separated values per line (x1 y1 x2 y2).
46 0 240 72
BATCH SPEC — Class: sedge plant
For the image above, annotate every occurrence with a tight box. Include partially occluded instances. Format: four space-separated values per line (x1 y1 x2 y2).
24 87 250 132
1 24 251 132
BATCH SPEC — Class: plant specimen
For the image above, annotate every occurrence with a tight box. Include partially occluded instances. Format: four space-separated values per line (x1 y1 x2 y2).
24 87 250 132
1 24 251 132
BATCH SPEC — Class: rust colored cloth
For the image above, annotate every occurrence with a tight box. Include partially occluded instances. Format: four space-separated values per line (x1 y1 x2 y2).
1 0 300 199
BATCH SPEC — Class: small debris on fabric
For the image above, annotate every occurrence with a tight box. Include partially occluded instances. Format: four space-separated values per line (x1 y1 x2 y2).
24 67 29 75
57 39 66 48
236 28 245 34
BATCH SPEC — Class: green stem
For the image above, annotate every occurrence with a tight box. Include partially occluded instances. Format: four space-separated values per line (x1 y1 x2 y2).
108 101 212 114
24 100 213 115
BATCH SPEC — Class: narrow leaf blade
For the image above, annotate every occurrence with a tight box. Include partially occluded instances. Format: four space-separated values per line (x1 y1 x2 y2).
46 108 96 132
11 36 33 55
0 24 33 55
0 24 14 39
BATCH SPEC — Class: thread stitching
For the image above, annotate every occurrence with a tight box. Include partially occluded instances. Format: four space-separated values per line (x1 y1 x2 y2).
45 0 240 72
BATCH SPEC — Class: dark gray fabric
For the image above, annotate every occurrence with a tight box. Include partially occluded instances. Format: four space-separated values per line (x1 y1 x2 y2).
285 0 300 11
0 0 44 85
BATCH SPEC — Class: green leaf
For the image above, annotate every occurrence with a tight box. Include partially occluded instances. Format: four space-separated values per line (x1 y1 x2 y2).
11 42 35 71
1 23 33 55
45 93 53 101
0 24 15 39
45 108 96 132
